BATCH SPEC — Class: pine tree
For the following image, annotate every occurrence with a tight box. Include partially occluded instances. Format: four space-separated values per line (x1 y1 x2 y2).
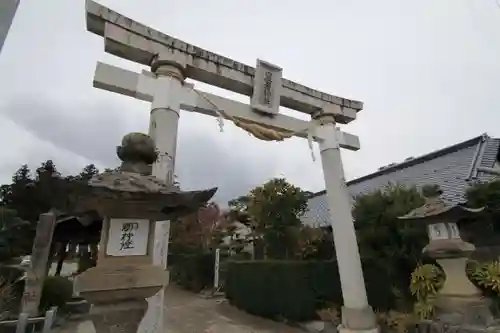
77 164 99 181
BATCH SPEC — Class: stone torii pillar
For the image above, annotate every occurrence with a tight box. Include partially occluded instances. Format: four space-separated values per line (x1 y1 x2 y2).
84 2 378 332
315 113 376 332
148 58 184 185
0 0 20 55
141 57 183 333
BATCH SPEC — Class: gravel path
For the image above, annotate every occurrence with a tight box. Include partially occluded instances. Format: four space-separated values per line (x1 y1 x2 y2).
54 285 303 333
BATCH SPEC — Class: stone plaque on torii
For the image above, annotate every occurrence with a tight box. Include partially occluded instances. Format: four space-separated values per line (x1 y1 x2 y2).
84 1 378 333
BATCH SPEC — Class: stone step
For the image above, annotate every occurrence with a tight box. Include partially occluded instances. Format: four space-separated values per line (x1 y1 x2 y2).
65 299 91 315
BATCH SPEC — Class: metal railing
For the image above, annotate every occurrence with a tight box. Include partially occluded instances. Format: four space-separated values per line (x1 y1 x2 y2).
0 307 57 333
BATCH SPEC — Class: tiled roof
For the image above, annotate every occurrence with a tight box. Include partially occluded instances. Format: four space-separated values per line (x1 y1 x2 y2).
301 134 500 227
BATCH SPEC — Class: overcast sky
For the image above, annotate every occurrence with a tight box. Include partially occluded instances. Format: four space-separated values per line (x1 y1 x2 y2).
0 0 499 204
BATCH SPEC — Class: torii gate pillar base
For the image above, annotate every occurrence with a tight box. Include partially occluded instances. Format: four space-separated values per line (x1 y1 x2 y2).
315 112 379 333
340 306 379 333
338 326 379 333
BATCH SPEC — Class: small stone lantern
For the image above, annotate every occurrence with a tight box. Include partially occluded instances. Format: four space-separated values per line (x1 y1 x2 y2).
398 189 491 325
65 133 217 333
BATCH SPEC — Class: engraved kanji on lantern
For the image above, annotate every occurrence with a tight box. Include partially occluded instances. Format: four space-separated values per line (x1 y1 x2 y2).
105 219 148 256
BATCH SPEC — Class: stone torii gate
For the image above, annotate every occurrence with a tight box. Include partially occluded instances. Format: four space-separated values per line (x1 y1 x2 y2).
84 1 378 333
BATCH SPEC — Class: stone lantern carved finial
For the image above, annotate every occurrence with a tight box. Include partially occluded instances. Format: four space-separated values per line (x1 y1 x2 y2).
117 132 158 175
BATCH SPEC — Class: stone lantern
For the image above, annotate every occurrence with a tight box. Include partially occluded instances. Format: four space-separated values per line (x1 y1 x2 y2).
65 133 217 333
398 189 491 325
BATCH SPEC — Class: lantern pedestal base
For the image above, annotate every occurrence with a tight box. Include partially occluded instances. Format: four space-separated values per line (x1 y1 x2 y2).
76 264 168 333
433 257 493 327
89 299 148 333
423 240 495 327
76 264 168 302
338 326 379 333
437 257 481 298
433 295 494 327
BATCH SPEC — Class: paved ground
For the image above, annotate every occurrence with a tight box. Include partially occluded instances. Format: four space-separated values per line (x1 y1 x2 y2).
48 262 78 276
163 287 302 332
57 286 303 333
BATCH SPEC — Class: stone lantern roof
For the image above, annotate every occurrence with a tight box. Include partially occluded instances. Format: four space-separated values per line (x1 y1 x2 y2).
65 132 217 220
397 189 483 258
397 189 483 224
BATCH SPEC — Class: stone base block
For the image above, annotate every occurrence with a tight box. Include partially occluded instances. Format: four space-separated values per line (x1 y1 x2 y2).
76 265 168 304
341 306 378 331
338 325 379 333
434 295 494 327
417 320 500 333
66 298 91 314
300 321 340 333
89 299 147 333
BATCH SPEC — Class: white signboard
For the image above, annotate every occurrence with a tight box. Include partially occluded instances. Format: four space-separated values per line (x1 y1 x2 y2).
106 219 149 256
251 59 282 116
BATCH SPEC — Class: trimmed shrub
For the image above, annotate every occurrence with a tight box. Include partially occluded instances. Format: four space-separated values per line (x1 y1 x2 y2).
226 260 323 321
225 259 398 322
169 252 214 292
39 276 73 312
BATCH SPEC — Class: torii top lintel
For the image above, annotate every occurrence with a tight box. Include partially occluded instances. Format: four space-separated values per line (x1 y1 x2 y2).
85 0 364 125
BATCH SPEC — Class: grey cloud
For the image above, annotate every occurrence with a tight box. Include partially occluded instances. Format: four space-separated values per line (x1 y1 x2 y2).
0 96 267 204
3 0 500 206
175 132 260 204
1 96 124 167
0 160 21 184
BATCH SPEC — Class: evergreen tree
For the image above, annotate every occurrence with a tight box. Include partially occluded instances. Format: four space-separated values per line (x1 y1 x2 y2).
229 178 308 259
77 164 99 181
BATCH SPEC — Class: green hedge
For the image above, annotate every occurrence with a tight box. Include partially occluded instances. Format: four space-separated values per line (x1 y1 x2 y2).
225 260 402 322
169 252 214 292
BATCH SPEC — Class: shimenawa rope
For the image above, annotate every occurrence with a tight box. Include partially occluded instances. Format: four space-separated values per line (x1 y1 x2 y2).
190 88 318 161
